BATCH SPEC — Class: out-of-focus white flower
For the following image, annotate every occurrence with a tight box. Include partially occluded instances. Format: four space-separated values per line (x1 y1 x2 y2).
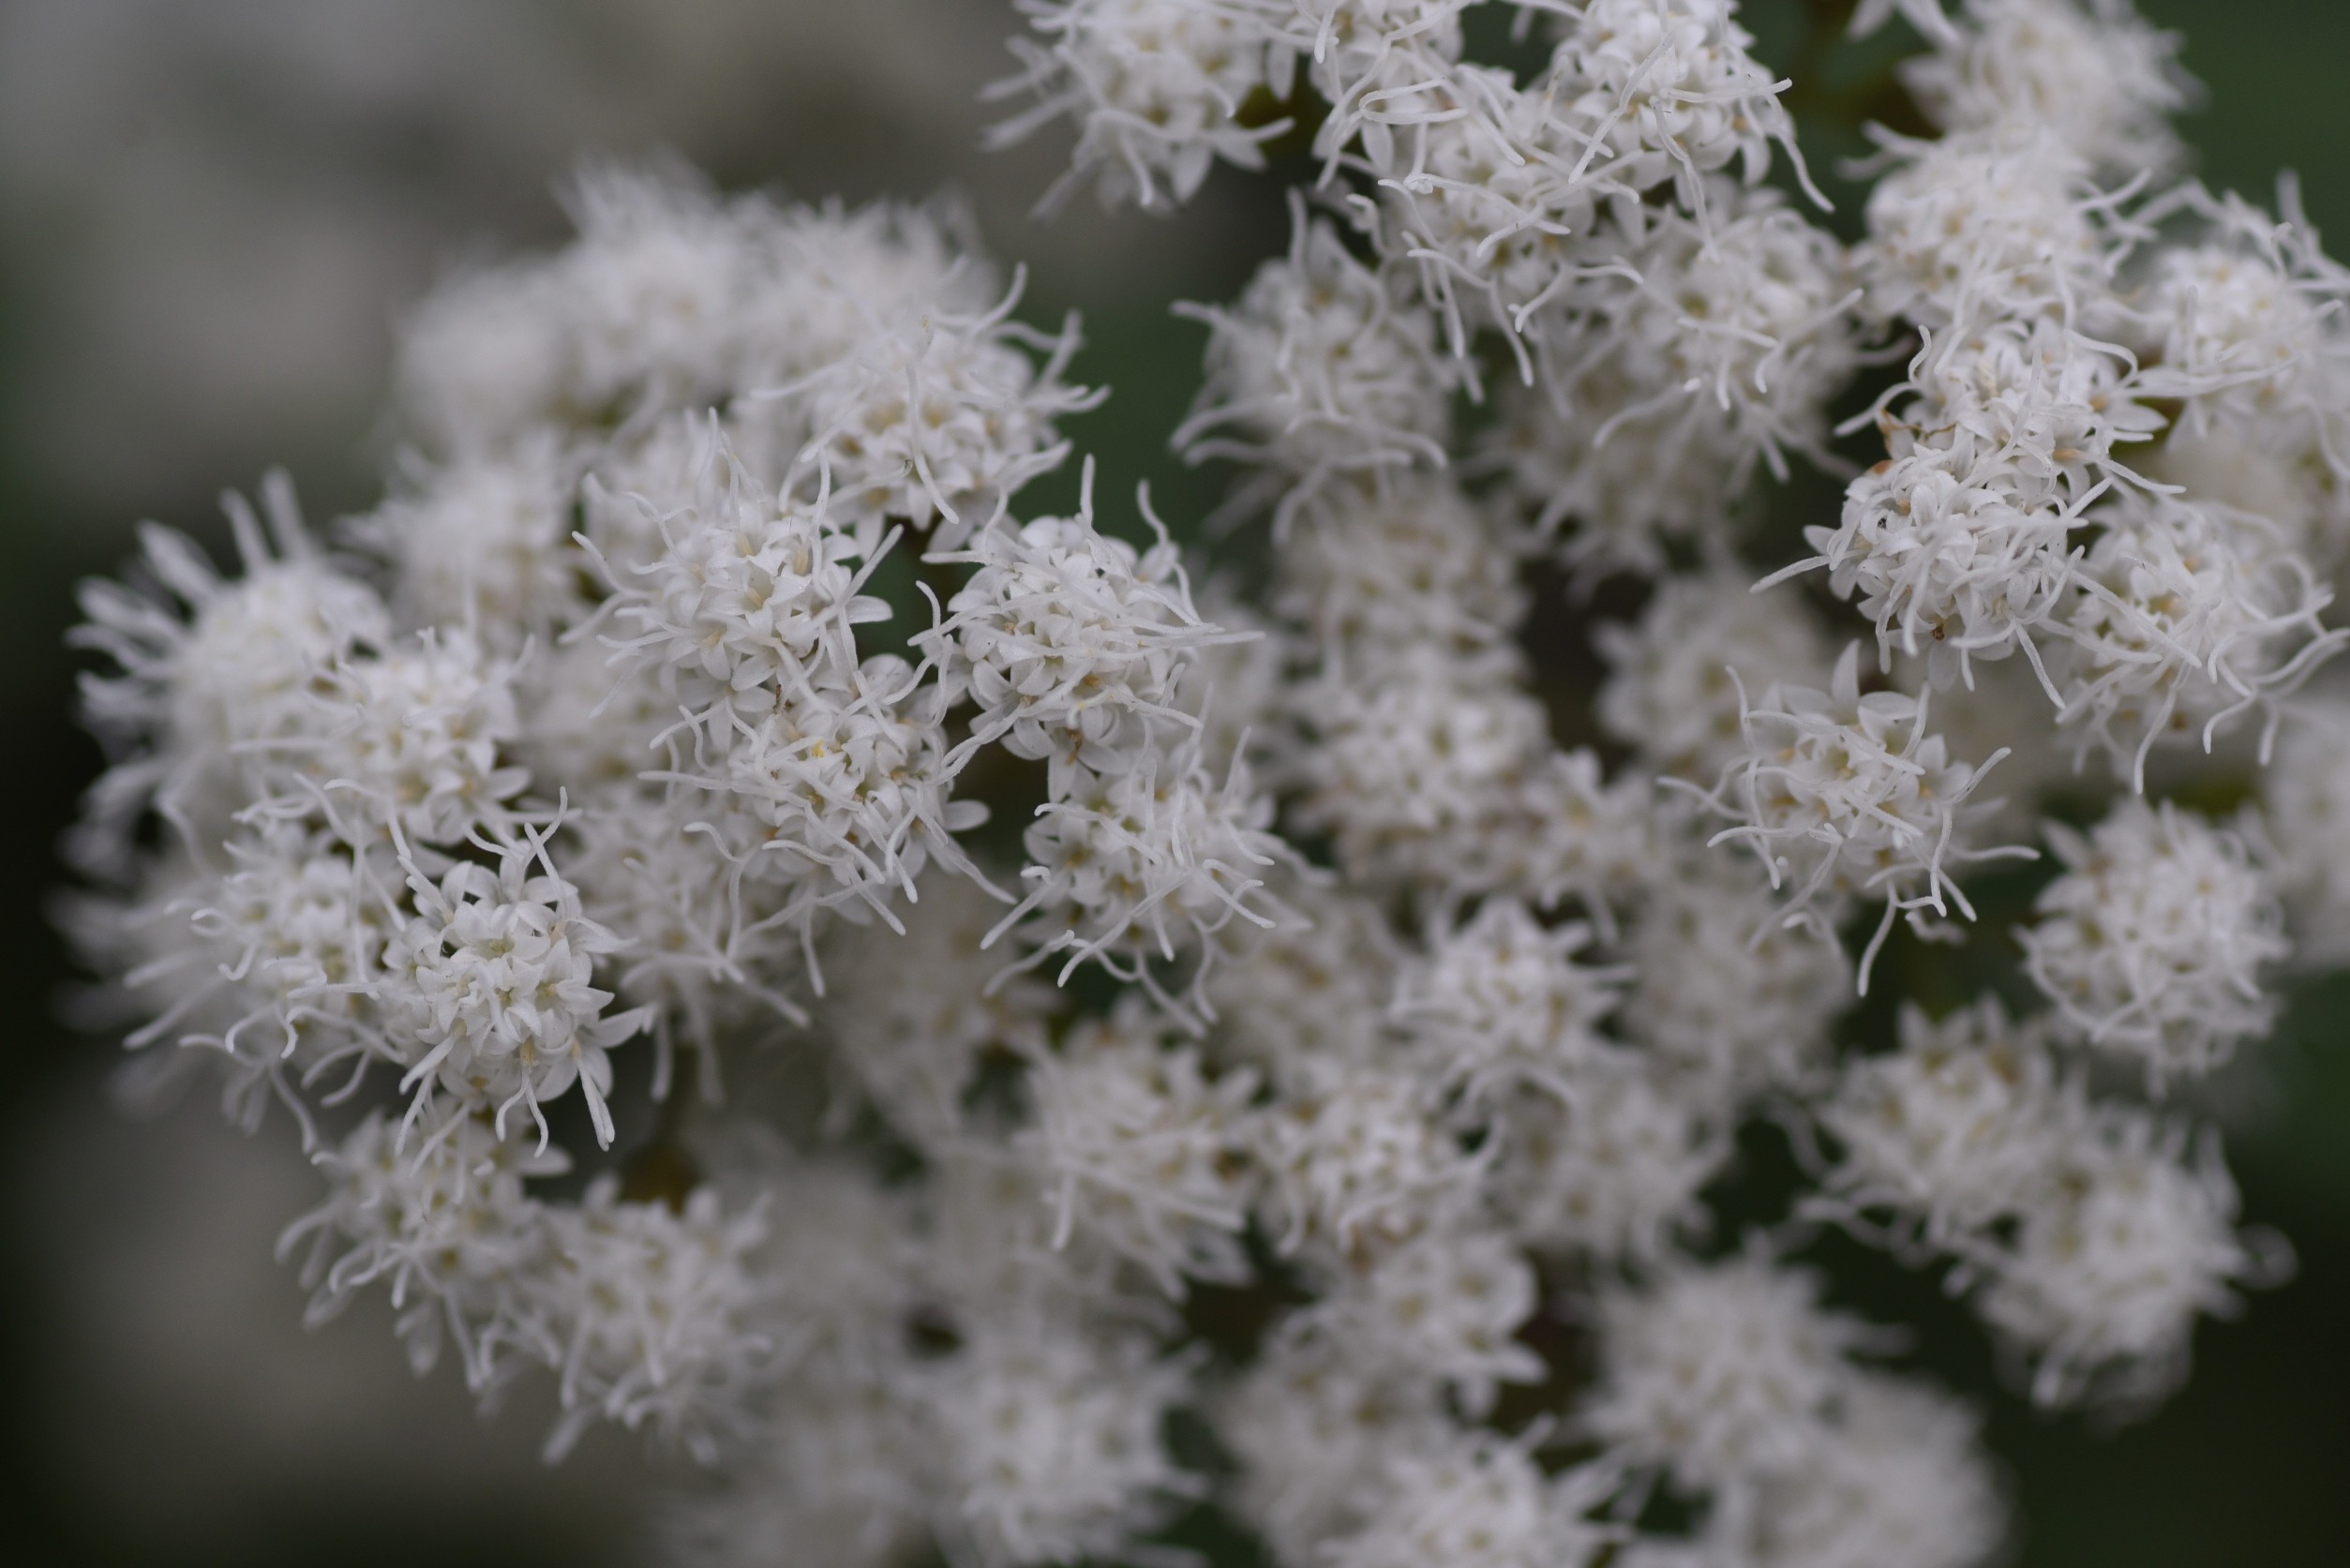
1621 844 1853 1112
1325 1427 1621 1568
1277 472 1526 663
1251 1060 1483 1259
1978 1105 2269 1408
1903 0 2193 176
1176 206 1460 495
1018 1006 1258 1293
1818 997 2073 1248
1300 1225 1544 1416
1392 897 1626 1104
1491 1054 1722 1262
1580 1252 1877 1495
1739 1376 2006 1568
2019 799 2286 1086
1597 572 1833 781
537 1174 774 1462
923 1309 1196 1568
2259 693 2350 964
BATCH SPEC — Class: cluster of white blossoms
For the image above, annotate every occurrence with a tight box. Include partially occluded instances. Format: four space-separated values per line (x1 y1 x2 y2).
63 4 2350 1566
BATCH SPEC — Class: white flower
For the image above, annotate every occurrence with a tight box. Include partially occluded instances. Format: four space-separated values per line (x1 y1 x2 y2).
312 630 531 845
990 0 1295 213
1250 1061 1483 1259
347 432 590 645
278 1099 563 1394
924 1310 1195 1568
70 476 390 864
1217 1337 1446 1567
2258 694 2350 965
1205 879 1405 1088
1978 1105 2268 1409
1596 570 1833 781
1817 996 2073 1247
924 477 1235 780
2018 798 2286 1086
1175 209 1460 492
1300 1225 1545 1416
1018 1005 1259 1294
1740 1376 2006 1568
1620 844 1853 1112
1005 739 1287 996
1325 1428 1621 1568
537 1173 774 1462
1903 0 2193 176
381 829 651 1147
592 422 886 742
819 872 1058 1148
1491 1054 1722 1262
1392 897 1627 1104
1858 128 2112 329
2053 498 2343 786
1709 643 2027 987
1579 1252 1875 1494
1276 472 1527 665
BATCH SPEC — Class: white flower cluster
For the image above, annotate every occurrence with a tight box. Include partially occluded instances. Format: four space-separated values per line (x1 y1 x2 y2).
64 6 2350 1567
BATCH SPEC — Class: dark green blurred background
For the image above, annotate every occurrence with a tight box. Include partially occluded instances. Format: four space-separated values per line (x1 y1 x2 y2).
0 1 2344 1562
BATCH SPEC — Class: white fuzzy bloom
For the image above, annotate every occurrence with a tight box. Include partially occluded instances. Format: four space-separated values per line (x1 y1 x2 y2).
562 798 807 1089
70 479 391 865
2259 694 2350 964
109 825 388 1086
1176 210 1460 489
1301 1225 1544 1415
820 874 1058 1147
2051 499 2343 784
1597 572 1833 781
1903 0 2193 176
1858 129 2112 329
1740 1376 2006 1568
1792 321 2162 683
1818 997 2073 1247
1850 0 1960 43
706 655 982 924
1295 651 1657 909
1711 643 2025 986
1978 1106 2268 1408
537 1174 774 1462
1621 846 1853 1111
1019 1008 1259 1293
1205 880 1404 1087
1217 1337 1447 1567
1251 1061 1484 1258
1278 473 1527 663
1491 1055 1722 1261
593 425 885 739
780 277 1098 543
925 1311 1195 1568
991 0 1295 213
1006 739 1288 993
1325 1429 1621 1568
925 483 1235 778
2019 799 2286 1085
1579 1253 1874 1494
279 1100 563 1394
311 630 531 845
1545 0 1807 219
381 832 650 1147
1392 897 1626 1103
348 433 590 645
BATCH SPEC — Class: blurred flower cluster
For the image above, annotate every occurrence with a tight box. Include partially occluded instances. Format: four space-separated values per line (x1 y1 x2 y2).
57 3 2350 1566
